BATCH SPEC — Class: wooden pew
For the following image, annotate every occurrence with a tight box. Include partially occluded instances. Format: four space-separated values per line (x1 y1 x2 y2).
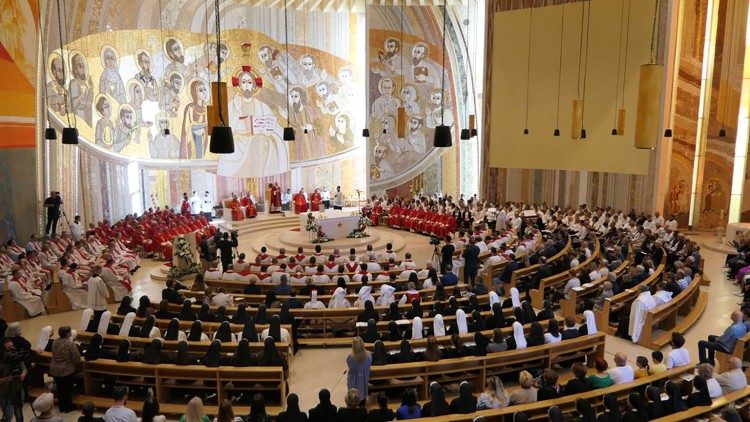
176 283 472 308
369 332 606 399
716 330 750 374
0 279 29 323
528 237 601 309
109 314 291 338
30 353 287 415
651 386 750 422
593 252 667 335
559 257 631 321
506 236 572 291
394 364 694 421
73 331 293 360
365 318 564 351
637 275 707 350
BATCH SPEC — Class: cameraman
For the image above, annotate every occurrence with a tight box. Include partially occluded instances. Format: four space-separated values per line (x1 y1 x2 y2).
439 236 455 275
43 191 62 236
218 230 238 273
0 338 27 421
49 326 81 412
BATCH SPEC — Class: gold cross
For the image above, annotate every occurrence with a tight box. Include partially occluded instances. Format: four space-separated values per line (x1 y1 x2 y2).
337 222 343 228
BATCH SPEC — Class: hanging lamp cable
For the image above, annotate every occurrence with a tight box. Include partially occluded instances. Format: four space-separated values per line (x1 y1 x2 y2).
620 0 631 108
439 0 447 125
55 0 73 127
524 0 533 130
284 0 290 127
554 1 565 129
580 0 591 133
214 0 226 126
721 0 736 131
612 0 624 129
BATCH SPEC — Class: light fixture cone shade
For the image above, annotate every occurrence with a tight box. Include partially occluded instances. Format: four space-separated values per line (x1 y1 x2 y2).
460 128 470 140
664 128 673 137
61 127 78 144
209 126 235 153
433 125 452 147
397 107 407 138
164 128 170 135
362 128 370 137
719 128 727 137
523 128 529 135
634 63 664 149
580 129 587 139
283 127 295 141
553 128 560 136
471 128 478 137
571 99 583 139
616 108 626 136
45 128 57 140
304 128 309 134
611 128 618 135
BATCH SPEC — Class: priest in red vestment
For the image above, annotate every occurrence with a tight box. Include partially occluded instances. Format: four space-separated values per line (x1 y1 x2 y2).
180 193 191 216
230 194 245 221
270 182 282 213
310 189 322 212
294 189 308 214
242 193 258 218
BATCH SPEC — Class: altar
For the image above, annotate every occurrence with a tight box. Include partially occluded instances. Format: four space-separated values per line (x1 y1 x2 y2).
299 209 361 240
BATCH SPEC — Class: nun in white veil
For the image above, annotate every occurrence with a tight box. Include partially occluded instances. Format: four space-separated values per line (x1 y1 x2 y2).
489 291 500 308
376 284 396 307
354 285 375 308
510 288 521 308
329 287 351 309
97 311 112 335
583 310 597 335
118 312 136 336
304 290 326 309
456 309 468 335
411 317 423 340
35 326 53 352
78 308 94 331
433 314 446 337
512 321 527 349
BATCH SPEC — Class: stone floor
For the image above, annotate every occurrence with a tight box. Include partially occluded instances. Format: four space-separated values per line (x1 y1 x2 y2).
12 230 737 420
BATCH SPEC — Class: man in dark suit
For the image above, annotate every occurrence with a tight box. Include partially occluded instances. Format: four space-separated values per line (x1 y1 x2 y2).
561 316 580 340
532 256 552 289
440 236 455 275
161 279 184 304
462 237 481 284
500 258 519 284
217 231 238 272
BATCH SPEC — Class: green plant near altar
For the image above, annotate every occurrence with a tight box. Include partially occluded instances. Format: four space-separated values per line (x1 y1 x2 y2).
347 213 371 238
167 235 201 279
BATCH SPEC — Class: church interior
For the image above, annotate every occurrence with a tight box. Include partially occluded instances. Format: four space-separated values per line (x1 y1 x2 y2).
1 0 750 420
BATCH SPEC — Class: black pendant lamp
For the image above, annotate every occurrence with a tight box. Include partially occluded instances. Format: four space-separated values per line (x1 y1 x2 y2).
45 128 57 140
664 128 673 137
433 0 451 148
62 127 79 144
55 0 77 144
460 129 470 140
281 0 294 141
362 128 370 138
208 0 234 153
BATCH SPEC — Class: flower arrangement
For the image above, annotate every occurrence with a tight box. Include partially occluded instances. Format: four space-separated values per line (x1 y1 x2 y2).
347 213 371 238
167 235 201 279
305 213 332 243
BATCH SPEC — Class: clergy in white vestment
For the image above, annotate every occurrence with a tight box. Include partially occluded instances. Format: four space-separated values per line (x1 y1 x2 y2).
8 268 45 316
653 282 673 306
628 284 656 343
101 259 130 301
58 263 88 309
189 191 202 216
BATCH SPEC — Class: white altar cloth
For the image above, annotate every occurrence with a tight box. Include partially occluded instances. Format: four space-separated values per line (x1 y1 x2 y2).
299 210 360 239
